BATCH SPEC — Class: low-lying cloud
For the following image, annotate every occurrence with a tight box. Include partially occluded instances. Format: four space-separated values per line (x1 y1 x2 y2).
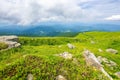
105 15 120 21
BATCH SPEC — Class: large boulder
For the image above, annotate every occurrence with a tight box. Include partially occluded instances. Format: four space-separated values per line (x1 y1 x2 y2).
106 48 118 54
83 50 102 70
0 35 21 49
67 43 75 49
83 50 113 80
0 35 18 42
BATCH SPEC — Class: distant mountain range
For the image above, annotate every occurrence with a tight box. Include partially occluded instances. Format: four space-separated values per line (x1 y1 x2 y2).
0 23 120 37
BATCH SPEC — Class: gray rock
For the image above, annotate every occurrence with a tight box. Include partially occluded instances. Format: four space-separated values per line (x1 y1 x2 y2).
102 58 109 64
83 50 102 70
106 48 118 54
0 35 18 42
97 56 109 64
115 72 120 78
0 35 21 49
58 52 73 59
14 43 21 48
27 73 33 80
83 50 113 80
97 56 103 63
97 56 117 67
56 75 66 80
108 60 117 67
67 43 75 49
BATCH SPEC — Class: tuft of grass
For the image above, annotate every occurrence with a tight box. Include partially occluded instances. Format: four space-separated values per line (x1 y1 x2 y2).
0 42 8 50
0 55 108 80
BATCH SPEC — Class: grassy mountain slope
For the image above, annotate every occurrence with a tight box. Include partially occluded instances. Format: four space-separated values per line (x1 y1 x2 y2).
0 31 120 80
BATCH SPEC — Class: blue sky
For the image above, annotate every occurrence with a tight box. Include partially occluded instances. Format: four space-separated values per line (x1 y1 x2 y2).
0 0 120 26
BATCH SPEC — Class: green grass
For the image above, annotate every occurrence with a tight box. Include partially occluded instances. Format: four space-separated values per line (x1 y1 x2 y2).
0 42 8 50
0 31 120 80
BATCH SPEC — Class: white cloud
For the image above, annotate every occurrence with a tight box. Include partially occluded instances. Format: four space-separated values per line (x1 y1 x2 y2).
0 0 86 25
0 0 120 25
105 15 120 21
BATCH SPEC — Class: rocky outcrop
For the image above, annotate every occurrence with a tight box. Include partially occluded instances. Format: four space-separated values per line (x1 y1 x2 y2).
57 52 73 59
106 48 118 54
83 50 113 80
0 35 21 49
0 36 18 41
56 75 66 80
83 50 102 69
67 43 75 49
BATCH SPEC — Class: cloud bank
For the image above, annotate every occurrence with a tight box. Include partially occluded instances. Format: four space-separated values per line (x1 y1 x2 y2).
105 15 120 21
0 0 120 25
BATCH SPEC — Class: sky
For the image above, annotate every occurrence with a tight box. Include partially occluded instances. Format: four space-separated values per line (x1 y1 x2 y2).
0 0 120 26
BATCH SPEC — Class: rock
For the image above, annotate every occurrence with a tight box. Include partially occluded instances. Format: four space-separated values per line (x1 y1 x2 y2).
56 75 66 80
102 58 109 64
14 43 21 48
58 52 73 59
115 72 120 78
108 60 117 67
106 48 118 54
27 73 33 80
97 56 117 67
67 43 75 49
0 35 18 42
83 50 113 80
98 49 103 52
97 56 103 63
0 35 21 49
97 56 109 64
83 50 102 69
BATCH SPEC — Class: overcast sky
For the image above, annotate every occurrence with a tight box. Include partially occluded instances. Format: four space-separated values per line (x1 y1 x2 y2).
0 0 120 25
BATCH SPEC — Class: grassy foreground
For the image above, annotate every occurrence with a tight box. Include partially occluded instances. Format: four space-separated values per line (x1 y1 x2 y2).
0 31 120 80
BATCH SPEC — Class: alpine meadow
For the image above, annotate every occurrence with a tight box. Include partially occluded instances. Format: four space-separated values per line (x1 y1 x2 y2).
0 0 120 80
